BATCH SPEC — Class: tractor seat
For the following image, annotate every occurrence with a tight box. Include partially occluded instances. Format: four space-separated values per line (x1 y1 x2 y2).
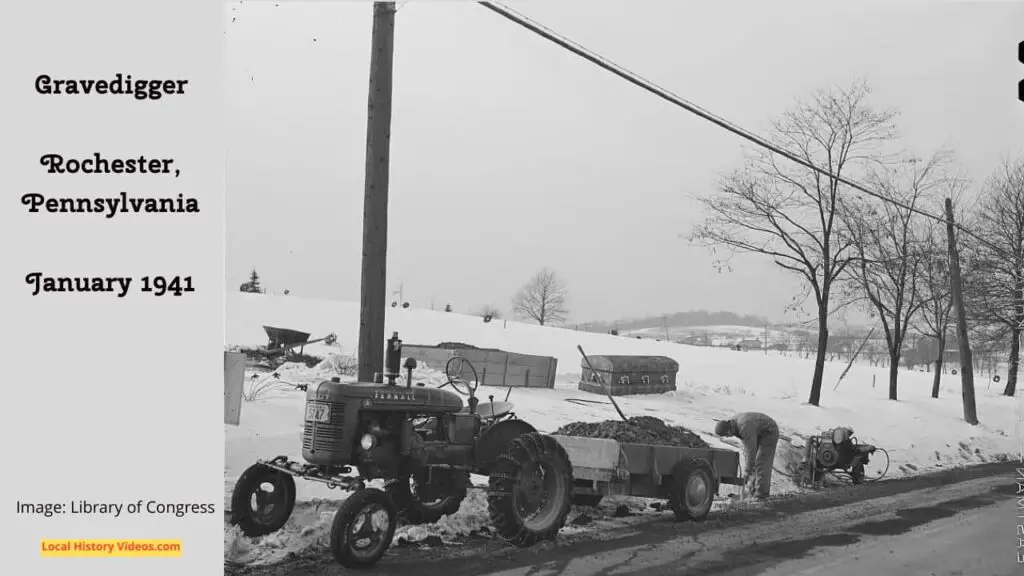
461 400 512 420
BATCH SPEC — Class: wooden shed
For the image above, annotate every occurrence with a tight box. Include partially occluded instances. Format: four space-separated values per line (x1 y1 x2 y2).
579 355 679 396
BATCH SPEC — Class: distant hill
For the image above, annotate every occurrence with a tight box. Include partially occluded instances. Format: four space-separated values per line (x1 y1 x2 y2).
586 310 770 333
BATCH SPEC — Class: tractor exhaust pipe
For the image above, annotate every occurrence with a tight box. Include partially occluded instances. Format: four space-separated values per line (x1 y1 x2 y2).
385 331 402 386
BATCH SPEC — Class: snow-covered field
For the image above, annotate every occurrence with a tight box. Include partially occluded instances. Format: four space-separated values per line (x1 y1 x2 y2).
224 293 1020 565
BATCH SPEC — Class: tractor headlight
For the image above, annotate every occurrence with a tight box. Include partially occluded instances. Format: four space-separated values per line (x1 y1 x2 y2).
360 433 376 451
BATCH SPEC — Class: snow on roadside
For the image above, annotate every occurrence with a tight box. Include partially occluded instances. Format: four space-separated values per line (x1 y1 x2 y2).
224 293 1020 565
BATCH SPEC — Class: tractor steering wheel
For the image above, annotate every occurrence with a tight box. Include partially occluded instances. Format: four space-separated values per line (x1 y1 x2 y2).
440 356 478 396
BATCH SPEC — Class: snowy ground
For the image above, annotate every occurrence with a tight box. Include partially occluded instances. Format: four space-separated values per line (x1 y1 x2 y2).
224 293 1019 566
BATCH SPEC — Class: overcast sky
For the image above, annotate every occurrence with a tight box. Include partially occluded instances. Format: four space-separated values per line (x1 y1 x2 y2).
225 0 1024 325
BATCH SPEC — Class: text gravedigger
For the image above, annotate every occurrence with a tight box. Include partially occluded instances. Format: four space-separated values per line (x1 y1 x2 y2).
17 500 216 518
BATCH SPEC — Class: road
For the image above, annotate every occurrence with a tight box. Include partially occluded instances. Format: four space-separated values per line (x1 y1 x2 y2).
225 462 1023 576
749 502 1011 576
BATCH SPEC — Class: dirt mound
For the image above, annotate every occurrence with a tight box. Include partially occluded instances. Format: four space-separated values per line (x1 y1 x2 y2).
554 416 710 448
434 341 503 352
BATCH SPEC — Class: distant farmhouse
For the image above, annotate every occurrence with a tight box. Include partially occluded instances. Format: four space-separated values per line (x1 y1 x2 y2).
736 338 763 350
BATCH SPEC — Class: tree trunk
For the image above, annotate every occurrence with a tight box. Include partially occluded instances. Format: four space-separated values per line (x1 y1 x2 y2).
888 349 900 401
1004 328 1020 396
931 334 945 399
808 312 828 406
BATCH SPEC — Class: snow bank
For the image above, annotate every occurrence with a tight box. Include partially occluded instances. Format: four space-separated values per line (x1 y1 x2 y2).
224 292 1020 565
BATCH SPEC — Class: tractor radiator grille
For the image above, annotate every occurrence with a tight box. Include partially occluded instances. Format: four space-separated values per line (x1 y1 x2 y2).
303 401 346 453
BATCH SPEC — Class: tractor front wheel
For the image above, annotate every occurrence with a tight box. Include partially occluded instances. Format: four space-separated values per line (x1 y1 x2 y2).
667 457 716 522
229 463 297 537
329 488 397 569
386 468 469 525
487 432 573 547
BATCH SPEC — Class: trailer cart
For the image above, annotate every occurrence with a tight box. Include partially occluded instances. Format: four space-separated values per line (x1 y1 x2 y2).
553 435 743 521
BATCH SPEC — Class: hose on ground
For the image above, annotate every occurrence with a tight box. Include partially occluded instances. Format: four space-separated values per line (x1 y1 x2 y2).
565 398 611 406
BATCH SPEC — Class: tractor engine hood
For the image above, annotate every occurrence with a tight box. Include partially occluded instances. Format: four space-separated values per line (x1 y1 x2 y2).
307 380 465 412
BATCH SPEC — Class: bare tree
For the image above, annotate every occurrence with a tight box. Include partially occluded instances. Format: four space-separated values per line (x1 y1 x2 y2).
477 305 502 320
916 230 955 398
691 81 898 406
967 156 1024 396
843 153 949 401
512 268 568 326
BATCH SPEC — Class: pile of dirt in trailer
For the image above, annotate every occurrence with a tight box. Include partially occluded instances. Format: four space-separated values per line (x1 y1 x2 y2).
554 416 710 448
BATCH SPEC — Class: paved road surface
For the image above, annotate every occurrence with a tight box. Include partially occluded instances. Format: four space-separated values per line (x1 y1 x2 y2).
226 462 1022 576
751 501 1012 576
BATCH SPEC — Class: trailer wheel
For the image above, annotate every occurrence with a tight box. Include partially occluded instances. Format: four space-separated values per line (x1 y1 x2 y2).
386 468 469 525
229 463 297 537
488 432 574 547
330 488 397 569
668 457 715 522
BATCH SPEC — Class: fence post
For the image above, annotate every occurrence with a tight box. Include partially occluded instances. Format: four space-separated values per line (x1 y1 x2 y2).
224 351 246 426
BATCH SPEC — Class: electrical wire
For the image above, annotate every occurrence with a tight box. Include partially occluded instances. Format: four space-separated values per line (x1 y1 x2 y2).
476 1 1010 260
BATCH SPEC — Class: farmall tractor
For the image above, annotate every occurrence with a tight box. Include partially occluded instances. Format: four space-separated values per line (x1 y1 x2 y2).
229 332 575 568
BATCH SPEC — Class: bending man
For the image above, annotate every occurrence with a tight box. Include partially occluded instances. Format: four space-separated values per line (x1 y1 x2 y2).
714 412 779 500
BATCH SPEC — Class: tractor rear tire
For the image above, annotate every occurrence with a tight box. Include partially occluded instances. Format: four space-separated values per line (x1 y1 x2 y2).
386 468 470 525
487 432 574 547
229 463 297 537
668 457 716 522
330 488 398 569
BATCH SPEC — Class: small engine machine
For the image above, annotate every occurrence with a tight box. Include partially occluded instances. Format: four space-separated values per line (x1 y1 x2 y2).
797 426 877 486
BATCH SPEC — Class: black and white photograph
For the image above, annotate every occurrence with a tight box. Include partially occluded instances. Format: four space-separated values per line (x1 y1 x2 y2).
221 1 1024 574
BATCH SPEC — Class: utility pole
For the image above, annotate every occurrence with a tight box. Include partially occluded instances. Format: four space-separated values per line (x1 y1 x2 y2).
357 1 397 382
944 198 978 425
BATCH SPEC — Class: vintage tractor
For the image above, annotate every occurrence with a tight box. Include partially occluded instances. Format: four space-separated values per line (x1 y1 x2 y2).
796 427 880 487
229 332 575 568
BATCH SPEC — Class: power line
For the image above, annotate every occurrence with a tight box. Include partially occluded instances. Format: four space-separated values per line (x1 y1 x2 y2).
476 1 1007 258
